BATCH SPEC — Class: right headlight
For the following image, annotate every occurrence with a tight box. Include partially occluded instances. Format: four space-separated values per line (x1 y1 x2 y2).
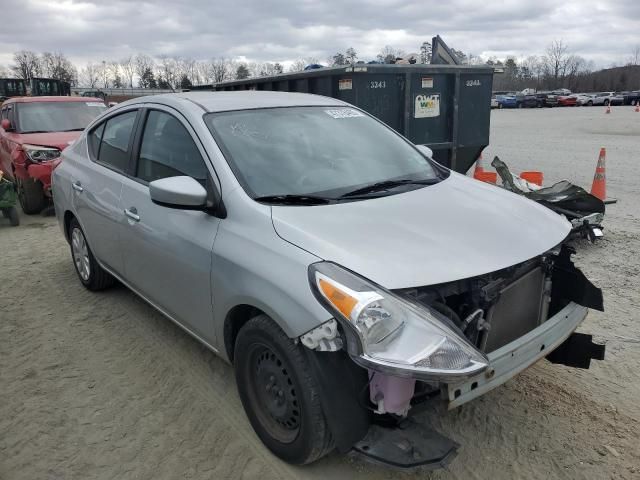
309 262 488 380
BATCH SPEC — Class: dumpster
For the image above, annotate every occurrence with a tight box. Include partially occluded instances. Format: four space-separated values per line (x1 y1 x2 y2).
193 63 494 174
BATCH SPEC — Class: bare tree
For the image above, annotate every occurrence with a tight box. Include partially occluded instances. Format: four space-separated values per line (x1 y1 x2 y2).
545 39 570 83
289 57 320 72
41 52 77 84
345 47 358 64
11 50 41 80
97 61 110 88
134 54 155 87
158 55 179 89
80 62 100 87
628 45 640 66
208 57 231 83
120 56 135 87
377 45 406 63
0 64 10 77
420 42 432 64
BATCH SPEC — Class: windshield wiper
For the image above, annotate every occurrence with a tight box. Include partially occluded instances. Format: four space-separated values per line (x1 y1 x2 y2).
254 194 334 205
340 178 439 198
59 128 85 132
20 130 51 134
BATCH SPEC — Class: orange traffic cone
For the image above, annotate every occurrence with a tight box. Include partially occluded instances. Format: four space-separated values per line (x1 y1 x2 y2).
473 153 497 184
590 148 607 201
605 104 611 114
473 153 485 179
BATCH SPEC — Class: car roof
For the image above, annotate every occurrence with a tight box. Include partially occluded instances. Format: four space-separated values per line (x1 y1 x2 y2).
126 91 347 113
3 96 103 104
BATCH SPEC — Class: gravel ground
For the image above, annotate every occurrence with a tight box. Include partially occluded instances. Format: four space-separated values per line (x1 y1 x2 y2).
1 105 639 480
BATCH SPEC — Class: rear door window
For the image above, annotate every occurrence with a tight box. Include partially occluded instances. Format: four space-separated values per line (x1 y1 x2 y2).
96 111 137 172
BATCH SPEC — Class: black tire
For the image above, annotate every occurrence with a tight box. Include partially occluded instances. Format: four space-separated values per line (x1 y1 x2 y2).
587 100 593 106
498 103 503 109
8 207 19 226
517 103 523 109
68 218 114 291
234 314 333 465
604 99 609 106
16 177 45 214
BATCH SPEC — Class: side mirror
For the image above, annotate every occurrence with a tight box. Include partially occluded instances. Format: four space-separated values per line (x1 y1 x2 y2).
149 176 207 209
415 144 433 158
1 119 13 131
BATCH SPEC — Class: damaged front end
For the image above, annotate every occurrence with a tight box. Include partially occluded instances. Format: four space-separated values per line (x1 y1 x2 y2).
300 245 604 469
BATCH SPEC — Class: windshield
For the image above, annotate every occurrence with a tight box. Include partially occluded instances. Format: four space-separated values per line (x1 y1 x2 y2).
205 106 442 199
17 101 107 134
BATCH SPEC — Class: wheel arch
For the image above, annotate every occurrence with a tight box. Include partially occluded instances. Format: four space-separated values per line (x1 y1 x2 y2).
63 210 76 243
223 303 267 363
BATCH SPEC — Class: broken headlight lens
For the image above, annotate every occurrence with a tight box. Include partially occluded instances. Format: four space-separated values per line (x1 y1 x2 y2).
309 262 488 379
23 144 61 163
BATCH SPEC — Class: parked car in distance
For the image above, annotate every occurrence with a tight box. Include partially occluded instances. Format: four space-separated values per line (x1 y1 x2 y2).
571 93 594 106
557 95 577 107
490 94 499 109
620 91 640 105
494 92 518 108
0 96 107 213
535 91 558 107
52 92 605 468
81 90 106 100
515 93 538 108
591 92 624 106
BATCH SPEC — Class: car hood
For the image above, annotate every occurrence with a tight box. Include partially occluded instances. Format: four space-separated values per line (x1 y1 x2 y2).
271 172 571 289
16 131 81 150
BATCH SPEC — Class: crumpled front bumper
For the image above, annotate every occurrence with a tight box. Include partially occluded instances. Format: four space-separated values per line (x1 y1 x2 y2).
27 162 54 196
445 301 588 409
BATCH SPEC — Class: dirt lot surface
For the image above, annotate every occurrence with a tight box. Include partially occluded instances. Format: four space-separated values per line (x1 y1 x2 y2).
1 106 639 480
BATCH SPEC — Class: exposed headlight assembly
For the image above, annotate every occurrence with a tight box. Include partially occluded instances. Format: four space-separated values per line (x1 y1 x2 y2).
23 144 61 163
309 262 488 380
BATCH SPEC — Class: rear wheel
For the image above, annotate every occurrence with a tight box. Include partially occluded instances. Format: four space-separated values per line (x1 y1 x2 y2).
587 100 593 106
69 218 114 291
604 99 610 106
234 314 333 464
16 177 45 214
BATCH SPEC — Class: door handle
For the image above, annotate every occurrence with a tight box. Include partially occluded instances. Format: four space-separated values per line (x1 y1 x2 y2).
72 181 83 192
124 207 140 222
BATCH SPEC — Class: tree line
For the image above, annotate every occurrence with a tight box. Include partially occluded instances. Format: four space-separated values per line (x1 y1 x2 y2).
1 40 638 92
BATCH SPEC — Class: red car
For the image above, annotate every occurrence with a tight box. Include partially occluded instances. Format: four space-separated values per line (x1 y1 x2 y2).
557 95 577 107
0 96 106 213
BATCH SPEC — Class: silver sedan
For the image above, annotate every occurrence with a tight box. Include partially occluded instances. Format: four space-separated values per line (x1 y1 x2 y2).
52 92 604 468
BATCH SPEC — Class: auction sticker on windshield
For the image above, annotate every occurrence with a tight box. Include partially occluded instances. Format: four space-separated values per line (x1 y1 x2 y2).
324 108 365 119
86 102 105 107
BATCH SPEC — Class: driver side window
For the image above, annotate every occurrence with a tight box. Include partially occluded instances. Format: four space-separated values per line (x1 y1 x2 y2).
136 110 208 184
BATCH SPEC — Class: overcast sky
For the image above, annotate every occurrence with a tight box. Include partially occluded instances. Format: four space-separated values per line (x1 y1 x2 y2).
1 0 638 69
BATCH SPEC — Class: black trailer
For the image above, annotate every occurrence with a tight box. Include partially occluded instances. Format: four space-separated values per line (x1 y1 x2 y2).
1 77 71 101
0 78 27 100
193 63 494 174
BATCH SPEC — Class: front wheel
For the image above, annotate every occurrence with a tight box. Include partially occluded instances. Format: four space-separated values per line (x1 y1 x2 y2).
587 100 593 106
16 177 45 214
604 99 610 106
69 218 115 290
234 314 333 464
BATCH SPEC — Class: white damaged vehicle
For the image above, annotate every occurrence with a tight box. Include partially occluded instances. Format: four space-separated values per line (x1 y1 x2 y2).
52 92 605 469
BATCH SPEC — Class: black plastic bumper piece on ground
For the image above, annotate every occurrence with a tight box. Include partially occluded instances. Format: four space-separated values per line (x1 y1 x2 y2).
547 332 605 369
352 419 459 470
